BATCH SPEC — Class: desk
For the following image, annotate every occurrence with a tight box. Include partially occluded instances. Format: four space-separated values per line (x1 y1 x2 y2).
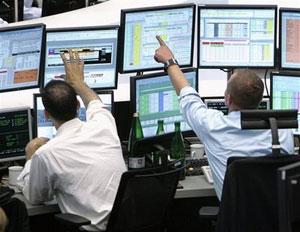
176 175 216 199
14 175 216 216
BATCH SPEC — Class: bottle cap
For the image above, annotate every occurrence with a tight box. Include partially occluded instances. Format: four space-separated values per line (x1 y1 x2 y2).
133 112 139 117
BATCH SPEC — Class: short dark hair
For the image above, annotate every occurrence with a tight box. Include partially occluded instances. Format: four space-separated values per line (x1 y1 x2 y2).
41 80 77 122
226 69 264 109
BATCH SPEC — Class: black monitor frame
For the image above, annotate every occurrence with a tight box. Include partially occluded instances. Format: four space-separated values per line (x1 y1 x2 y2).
130 67 198 137
119 3 196 74
0 23 46 93
279 8 300 71
198 4 277 69
0 107 32 162
33 90 114 138
44 25 119 90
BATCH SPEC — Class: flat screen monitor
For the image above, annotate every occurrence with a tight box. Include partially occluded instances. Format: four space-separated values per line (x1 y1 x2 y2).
198 5 277 68
279 8 300 70
271 72 300 134
44 26 119 90
0 24 46 93
0 107 32 162
131 68 198 137
42 0 85 17
33 91 114 139
120 4 195 73
202 96 270 115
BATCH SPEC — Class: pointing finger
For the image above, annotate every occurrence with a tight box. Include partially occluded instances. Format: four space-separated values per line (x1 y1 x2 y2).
156 35 166 46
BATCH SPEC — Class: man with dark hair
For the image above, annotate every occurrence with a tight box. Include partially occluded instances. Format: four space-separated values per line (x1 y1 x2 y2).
154 36 294 200
18 50 126 231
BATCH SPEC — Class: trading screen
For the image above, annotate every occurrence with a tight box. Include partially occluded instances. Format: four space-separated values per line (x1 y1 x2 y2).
281 11 300 69
122 5 194 72
0 26 44 92
35 93 113 138
134 70 197 137
203 97 269 115
271 73 300 134
0 108 32 161
44 28 118 89
199 7 276 67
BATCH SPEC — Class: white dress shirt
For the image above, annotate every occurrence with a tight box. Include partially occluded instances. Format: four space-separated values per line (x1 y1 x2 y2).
179 86 294 200
18 100 127 231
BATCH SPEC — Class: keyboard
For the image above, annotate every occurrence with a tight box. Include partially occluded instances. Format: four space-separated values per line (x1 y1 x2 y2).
185 158 209 176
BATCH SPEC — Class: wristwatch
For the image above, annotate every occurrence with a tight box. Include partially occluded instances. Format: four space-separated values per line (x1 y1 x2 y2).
164 58 178 72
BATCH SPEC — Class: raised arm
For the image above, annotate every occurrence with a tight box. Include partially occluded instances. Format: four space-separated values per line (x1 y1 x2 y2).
154 35 189 95
60 50 100 108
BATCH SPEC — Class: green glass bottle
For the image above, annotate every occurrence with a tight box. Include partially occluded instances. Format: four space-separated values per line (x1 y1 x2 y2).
156 120 165 135
128 112 144 169
170 122 186 180
153 120 165 165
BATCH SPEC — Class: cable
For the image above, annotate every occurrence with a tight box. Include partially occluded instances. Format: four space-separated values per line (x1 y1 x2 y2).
264 69 270 97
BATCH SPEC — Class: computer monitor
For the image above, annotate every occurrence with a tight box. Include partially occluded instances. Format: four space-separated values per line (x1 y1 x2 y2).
198 5 277 68
271 72 300 134
202 96 270 115
44 26 119 90
279 8 300 70
33 91 114 138
131 68 198 137
0 24 46 93
119 4 195 73
0 107 32 162
42 0 85 17
277 161 300 231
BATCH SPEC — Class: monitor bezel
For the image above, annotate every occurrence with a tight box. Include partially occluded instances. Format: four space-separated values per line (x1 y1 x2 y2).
198 4 278 69
0 107 32 162
44 25 120 90
119 3 196 74
279 8 300 71
130 67 198 137
33 90 115 138
0 23 46 93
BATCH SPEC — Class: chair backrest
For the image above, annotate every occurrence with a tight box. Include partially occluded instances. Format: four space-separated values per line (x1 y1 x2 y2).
216 155 300 232
106 167 182 232
278 161 300 232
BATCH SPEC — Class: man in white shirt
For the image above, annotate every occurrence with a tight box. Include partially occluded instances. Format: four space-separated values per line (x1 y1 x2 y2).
18 50 127 231
153 36 294 200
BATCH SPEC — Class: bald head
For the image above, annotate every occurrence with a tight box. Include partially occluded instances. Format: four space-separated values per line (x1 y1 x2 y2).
41 80 78 122
226 70 264 110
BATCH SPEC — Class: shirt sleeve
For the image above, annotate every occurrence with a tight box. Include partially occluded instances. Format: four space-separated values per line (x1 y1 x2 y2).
17 154 54 205
86 99 118 130
179 86 224 140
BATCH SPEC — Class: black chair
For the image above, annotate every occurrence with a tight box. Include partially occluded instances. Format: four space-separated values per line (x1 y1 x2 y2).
55 167 183 232
199 109 299 231
216 155 300 232
278 161 300 232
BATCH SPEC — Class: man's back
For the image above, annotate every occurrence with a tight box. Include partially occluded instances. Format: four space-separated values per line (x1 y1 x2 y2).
22 100 126 230
179 86 294 199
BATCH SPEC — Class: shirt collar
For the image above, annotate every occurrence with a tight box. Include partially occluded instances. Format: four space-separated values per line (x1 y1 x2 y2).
55 118 82 137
